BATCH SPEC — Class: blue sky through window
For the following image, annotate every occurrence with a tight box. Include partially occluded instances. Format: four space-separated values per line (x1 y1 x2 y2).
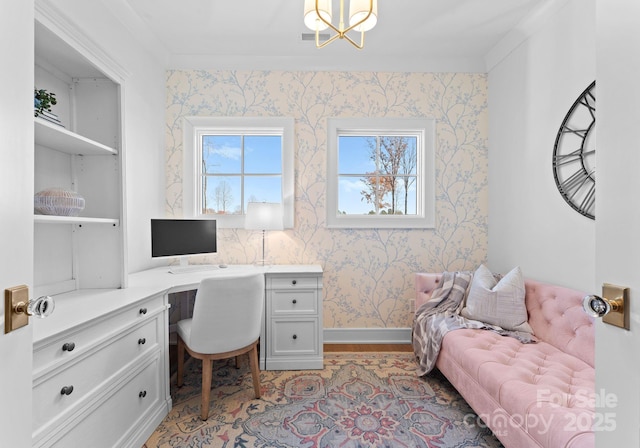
337 135 418 215
201 134 282 214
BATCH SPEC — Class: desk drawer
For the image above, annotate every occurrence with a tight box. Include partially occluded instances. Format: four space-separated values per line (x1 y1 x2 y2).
271 289 317 315
48 356 161 448
32 316 160 433
270 318 319 356
269 276 318 290
33 294 164 376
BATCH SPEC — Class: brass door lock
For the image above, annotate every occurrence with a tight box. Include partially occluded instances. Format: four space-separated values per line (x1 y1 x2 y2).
4 285 55 334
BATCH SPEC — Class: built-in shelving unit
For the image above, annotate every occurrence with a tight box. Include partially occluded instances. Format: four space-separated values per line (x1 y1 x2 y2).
33 19 125 298
34 118 118 156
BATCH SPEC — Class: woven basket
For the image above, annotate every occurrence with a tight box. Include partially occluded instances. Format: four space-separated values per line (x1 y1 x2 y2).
34 188 85 216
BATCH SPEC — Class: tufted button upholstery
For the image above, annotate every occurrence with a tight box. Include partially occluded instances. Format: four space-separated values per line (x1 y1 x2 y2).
439 329 594 448
416 274 595 448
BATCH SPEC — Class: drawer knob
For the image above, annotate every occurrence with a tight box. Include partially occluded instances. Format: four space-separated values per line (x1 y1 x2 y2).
62 342 76 352
291 280 297 285
292 299 297 304
139 308 147 315
60 385 74 396
292 334 297 340
138 338 146 345
139 390 147 398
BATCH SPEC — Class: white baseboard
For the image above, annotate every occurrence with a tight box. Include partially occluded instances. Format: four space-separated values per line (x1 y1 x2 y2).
323 328 412 344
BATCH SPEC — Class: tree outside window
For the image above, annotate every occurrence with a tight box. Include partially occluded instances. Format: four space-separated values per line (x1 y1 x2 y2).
327 117 435 229
199 134 282 215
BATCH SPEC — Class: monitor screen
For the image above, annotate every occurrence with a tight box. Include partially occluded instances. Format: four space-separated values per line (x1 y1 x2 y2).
151 219 217 258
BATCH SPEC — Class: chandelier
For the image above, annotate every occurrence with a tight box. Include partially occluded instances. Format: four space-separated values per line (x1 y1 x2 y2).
303 0 378 49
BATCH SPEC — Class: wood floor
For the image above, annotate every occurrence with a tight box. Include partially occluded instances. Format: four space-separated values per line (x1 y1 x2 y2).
170 343 413 369
324 343 412 352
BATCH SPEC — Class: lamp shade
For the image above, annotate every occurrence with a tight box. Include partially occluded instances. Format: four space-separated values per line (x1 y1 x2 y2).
304 0 332 31
349 0 378 32
245 202 284 231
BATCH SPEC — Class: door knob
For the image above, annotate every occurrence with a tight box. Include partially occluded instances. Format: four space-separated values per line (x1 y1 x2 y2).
5 285 54 334
583 283 629 330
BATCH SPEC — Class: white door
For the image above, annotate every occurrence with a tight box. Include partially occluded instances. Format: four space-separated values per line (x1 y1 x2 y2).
0 1 35 446
596 1 640 445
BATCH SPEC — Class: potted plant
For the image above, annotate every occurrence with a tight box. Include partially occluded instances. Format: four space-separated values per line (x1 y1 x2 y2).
34 89 57 117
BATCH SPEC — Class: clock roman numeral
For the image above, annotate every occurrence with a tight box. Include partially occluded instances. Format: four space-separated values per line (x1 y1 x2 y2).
554 149 583 167
581 91 596 120
558 168 593 201
561 126 589 139
580 182 596 215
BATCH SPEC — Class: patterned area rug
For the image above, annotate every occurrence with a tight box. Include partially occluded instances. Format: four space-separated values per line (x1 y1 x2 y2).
144 352 503 448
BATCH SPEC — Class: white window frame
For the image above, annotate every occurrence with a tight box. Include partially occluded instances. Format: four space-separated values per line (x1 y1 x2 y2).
183 116 294 229
326 117 435 229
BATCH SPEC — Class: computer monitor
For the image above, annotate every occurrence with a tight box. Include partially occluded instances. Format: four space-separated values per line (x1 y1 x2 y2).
151 219 217 263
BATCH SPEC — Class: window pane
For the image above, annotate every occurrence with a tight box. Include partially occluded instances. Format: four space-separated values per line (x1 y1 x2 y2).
338 136 376 174
380 178 417 215
388 136 417 175
202 135 241 174
338 175 375 215
245 136 282 174
202 176 241 215
245 176 282 207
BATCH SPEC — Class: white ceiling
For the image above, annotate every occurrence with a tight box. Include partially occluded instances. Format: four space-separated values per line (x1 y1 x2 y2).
112 0 548 72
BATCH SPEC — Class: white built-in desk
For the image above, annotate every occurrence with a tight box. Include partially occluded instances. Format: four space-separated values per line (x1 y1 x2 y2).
31 264 322 448
128 264 324 371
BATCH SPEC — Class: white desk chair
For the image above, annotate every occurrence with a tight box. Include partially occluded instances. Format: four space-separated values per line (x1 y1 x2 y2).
176 273 265 420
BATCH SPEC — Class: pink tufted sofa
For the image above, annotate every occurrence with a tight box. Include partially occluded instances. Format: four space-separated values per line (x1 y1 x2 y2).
415 273 595 448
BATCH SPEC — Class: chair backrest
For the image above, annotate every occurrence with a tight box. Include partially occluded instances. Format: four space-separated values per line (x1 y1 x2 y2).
188 273 265 354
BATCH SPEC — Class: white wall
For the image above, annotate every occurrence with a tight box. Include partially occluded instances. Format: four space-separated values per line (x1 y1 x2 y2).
487 0 596 290
42 0 167 274
595 0 640 444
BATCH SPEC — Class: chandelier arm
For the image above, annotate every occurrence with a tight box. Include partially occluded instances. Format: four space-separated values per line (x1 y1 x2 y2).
311 0 373 49
342 31 365 49
342 0 374 35
316 30 342 48
315 2 341 35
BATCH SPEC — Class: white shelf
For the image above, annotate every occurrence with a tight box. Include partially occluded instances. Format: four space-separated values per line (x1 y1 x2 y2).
34 215 119 225
34 118 117 156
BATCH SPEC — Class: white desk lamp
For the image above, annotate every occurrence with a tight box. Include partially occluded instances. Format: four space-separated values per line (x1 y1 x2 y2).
245 202 283 265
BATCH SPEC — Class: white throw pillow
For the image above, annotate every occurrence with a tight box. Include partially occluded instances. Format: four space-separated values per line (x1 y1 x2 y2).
460 264 533 333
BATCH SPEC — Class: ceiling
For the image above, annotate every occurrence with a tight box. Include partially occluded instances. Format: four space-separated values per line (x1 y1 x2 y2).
112 0 546 72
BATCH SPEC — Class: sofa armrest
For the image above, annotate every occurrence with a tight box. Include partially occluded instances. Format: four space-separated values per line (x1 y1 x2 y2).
415 273 443 311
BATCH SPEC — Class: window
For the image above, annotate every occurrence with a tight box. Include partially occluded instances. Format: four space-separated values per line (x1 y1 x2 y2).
183 117 294 228
326 118 435 228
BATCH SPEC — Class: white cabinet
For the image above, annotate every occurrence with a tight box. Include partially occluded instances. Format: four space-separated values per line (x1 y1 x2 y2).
263 270 323 370
30 17 165 448
32 291 170 448
34 19 125 298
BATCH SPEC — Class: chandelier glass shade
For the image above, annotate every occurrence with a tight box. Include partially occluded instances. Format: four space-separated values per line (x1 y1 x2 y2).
303 0 378 49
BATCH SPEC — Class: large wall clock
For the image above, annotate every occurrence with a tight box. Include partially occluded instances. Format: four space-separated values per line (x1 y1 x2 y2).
552 81 596 220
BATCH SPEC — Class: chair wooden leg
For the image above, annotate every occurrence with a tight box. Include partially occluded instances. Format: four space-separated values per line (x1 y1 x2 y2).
176 336 185 387
248 342 261 399
235 356 240 369
201 357 213 421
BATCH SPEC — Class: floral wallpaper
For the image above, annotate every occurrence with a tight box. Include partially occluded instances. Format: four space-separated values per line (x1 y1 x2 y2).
165 70 488 329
